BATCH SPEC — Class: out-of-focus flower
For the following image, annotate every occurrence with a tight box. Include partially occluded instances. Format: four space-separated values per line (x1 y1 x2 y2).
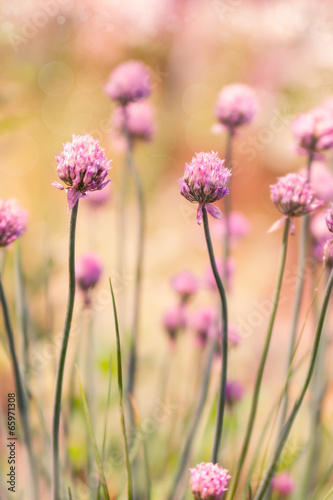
171 270 198 303
292 108 333 155
189 462 231 500
191 306 218 347
271 472 296 497
179 152 231 225
76 253 103 291
214 84 257 135
204 257 236 291
225 380 244 407
104 60 151 105
269 173 323 235
85 182 112 208
310 211 332 262
0 198 27 247
299 161 333 203
112 101 155 142
162 304 187 342
227 324 241 347
53 135 111 212
212 211 251 247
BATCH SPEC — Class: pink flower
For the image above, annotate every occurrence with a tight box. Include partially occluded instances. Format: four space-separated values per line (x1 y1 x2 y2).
204 258 235 291
53 135 111 212
104 60 151 105
112 101 155 142
269 173 323 235
162 304 187 342
225 380 244 407
189 462 231 500
171 270 198 303
292 108 333 155
85 182 112 208
299 161 333 203
76 253 103 291
191 306 218 347
215 84 257 135
212 211 251 247
271 472 296 497
0 198 27 247
179 152 231 225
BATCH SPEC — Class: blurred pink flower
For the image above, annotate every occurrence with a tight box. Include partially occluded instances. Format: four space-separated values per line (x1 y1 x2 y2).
171 270 198 303
179 151 231 224
271 472 296 497
214 84 257 135
53 135 111 212
204 257 236 291
212 211 251 247
299 161 333 203
225 380 244 407
104 60 151 105
191 305 218 347
189 462 231 499
0 198 27 247
162 304 187 342
269 173 323 235
112 101 155 142
292 108 333 155
76 253 103 292
85 182 112 208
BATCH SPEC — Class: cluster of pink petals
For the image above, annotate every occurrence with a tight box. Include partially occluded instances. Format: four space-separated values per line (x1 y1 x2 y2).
171 270 198 302
0 198 28 247
189 462 231 500
225 380 244 406
269 173 323 235
214 84 257 135
179 152 231 224
191 305 218 347
112 101 155 142
271 472 296 497
292 108 333 155
310 212 333 263
204 257 236 291
212 211 251 247
299 161 333 203
104 60 151 105
163 304 187 342
76 253 103 292
53 135 111 211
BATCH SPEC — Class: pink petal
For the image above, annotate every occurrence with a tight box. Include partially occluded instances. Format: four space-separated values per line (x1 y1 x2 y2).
197 203 204 224
66 188 82 212
206 203 223 220
268 216 288 233
52 181 64 190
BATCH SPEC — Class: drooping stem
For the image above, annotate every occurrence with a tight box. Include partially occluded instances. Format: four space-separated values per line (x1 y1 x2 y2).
223 132 232 287
279 151 313 430
253 265 333 500
51 201 79 500
202 206 228 462
228 218 290 500
0 275 39 499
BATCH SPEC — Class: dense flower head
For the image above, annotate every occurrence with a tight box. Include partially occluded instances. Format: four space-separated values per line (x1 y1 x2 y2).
269 173 323 234
179 151 231 224
104 60 151 104
0 198 27 247
112 101 155 142
215 84 257 134
325 203 333 234
191 305 218 347
53 135 111 211
292 108 333 155
300 161 333 203
226 380 244 406
271 472 296 497
162 304 187 342
171 270 198 303
76 253 103 292
212 211 251 247
189 462 231 500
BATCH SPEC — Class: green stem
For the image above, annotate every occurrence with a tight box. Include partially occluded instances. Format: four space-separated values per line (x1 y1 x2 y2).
51 201 79 500
14 241 30 381
202 207 228 462
228 218 290 500
0 275 39 499
253 265 333 500
223 132 232 288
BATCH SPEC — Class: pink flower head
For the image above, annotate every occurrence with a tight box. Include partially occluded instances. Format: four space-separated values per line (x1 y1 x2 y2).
299 161 333 203
191 305 218 347
162 304 187 342
271 472 296 497
85 182 112 208
212 211 251 247
215 84 257 135
112 101 155 142
292 108 333 155
76 253 103 292
104 60 151 105
0 198 27 247
53 135 111 212
269 173 323 235
226 380 244 407
189 462 231 500
204 258 235 291
310 213 333 262
171 270 198 303
325 203 333 234
179 152 231 224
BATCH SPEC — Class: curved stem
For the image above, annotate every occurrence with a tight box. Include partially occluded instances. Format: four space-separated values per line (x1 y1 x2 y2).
51 201 79 500
228 219 290 500
0 275 39 500
202 207 228 462
253 266 333 500
223 132 232 288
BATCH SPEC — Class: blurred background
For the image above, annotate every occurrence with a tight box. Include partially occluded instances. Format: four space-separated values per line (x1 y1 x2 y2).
1 0 333 498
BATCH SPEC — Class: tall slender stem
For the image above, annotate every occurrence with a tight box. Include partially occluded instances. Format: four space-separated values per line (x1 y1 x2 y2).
14 241 30 381
202 207 228 462
223 132 232 287
0 275 39 499
228 219 290 500
51 201 79 500
279 152 313 430
254 266 333 500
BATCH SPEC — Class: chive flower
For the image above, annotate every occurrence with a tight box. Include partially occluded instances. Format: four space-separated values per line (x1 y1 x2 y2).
189 462 231 500
104 60 151 105
215 84 257 135
0 198 27 247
